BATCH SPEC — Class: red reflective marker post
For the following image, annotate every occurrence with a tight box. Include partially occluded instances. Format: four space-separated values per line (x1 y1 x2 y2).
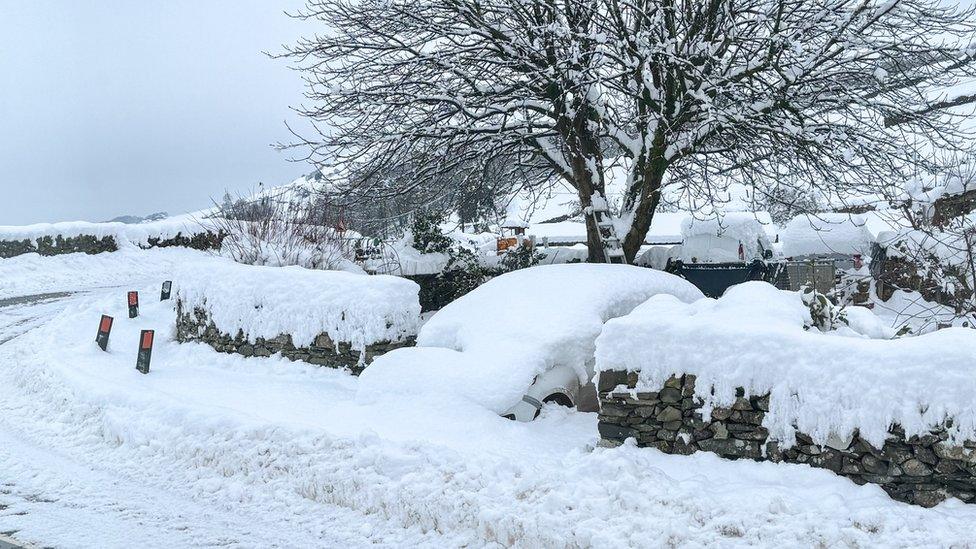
95 315 113 351
136 329 154 374
127 291 139 318
160 280 172 301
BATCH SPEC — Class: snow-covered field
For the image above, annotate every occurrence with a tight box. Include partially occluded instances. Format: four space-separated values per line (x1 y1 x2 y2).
2 250 976 548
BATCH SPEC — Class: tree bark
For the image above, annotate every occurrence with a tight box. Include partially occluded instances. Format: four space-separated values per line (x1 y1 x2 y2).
621 165 666 263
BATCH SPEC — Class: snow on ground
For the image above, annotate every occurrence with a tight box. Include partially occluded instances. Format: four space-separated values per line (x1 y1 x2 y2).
0 247 213 300
176 259 421 349
2 252 976 547
597 282 976 449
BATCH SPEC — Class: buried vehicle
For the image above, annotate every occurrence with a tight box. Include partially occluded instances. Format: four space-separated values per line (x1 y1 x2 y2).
358 264 704 421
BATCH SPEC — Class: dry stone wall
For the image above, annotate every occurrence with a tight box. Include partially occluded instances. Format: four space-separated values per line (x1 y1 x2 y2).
598 370 976 507
175 299 413 375
0 231 225 259
0 234 118 258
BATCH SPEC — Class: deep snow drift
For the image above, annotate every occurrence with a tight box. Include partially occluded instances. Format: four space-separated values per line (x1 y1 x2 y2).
596 282 976 448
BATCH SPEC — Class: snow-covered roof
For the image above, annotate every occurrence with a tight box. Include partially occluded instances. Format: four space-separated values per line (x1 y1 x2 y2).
176 259 421 350
780 214 875 257
359 264 704 413
596 281 976 449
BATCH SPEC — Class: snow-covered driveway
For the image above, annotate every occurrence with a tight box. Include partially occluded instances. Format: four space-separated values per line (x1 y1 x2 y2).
2 250 976 548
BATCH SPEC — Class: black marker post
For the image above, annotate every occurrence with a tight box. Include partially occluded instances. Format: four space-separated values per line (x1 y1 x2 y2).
95 315 113 351
136 330 154 374
127 291 139 318
160 280 172 301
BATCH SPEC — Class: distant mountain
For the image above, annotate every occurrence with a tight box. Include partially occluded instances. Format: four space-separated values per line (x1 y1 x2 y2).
105 212 169 224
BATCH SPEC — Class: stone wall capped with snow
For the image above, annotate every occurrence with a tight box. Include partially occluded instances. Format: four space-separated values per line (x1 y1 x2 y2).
174 260 422 374
0 216 225 258
597 372 976 507
594 282 976 507
176 302 413 375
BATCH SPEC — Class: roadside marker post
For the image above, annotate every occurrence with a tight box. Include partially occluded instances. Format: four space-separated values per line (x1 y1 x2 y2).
127 291 139 318
160 280 172 301
95 315 113 351
136 330 154 374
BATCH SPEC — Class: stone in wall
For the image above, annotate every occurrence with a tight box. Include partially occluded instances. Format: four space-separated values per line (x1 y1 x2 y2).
143 231 226 251
597 370 976 507
175 299 414 375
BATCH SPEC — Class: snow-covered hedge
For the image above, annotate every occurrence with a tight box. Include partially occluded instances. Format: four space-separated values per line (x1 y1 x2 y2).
176 259 421 351
596 282 976 448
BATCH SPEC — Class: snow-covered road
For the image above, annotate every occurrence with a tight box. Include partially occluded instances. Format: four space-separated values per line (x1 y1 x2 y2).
2 249 976 548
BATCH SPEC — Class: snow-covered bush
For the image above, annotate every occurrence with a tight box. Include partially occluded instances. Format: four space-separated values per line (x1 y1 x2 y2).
213 195 360 271
409 210 454 254
800 286 847 332
596 281 976 449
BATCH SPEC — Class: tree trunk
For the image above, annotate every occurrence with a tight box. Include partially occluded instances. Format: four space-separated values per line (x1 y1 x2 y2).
621 166 665 263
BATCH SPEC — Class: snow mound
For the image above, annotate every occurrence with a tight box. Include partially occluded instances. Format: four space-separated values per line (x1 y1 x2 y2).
360 264 704 412
781 214 874 257
0 214 218 249
596 281 976 448
176 259 421 350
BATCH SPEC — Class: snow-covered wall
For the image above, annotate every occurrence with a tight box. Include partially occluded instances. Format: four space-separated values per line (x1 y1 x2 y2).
175 260 421 372
596 372 976 508
594 282 976 507
0 215 224 258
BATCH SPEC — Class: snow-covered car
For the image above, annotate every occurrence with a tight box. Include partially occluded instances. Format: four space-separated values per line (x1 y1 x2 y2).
358 264 704 421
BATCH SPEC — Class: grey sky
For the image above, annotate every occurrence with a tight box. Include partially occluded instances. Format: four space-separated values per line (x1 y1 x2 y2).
0 0 310 225
3 2 976 225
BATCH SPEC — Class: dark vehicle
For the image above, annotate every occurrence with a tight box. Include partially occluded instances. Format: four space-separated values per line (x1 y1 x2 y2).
665 259 769 298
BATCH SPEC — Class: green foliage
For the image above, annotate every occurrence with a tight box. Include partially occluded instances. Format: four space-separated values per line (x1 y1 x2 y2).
410 210 453 254
499 243 547 271
801 286 848 332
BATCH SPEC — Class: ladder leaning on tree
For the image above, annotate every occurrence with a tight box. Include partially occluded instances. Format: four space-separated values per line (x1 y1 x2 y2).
585 193 627 264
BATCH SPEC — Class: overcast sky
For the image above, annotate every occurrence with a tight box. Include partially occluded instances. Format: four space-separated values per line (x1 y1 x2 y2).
0 0 311 225
4 2 976 226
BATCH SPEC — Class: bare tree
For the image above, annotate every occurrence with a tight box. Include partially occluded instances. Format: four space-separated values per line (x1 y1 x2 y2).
280 0 976 262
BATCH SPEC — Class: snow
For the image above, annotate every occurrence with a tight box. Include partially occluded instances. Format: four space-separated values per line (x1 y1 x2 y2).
877 212 976 269
3 252 976 546
781 214 875 257
680 212 773 262
635 244 680 270
359 264 704 413
596 281 976 449
0 247 213 300
529 212 690 245
0 214 219 249
175 259 421 350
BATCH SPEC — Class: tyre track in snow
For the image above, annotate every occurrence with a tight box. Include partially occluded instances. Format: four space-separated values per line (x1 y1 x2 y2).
0 291 445 548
